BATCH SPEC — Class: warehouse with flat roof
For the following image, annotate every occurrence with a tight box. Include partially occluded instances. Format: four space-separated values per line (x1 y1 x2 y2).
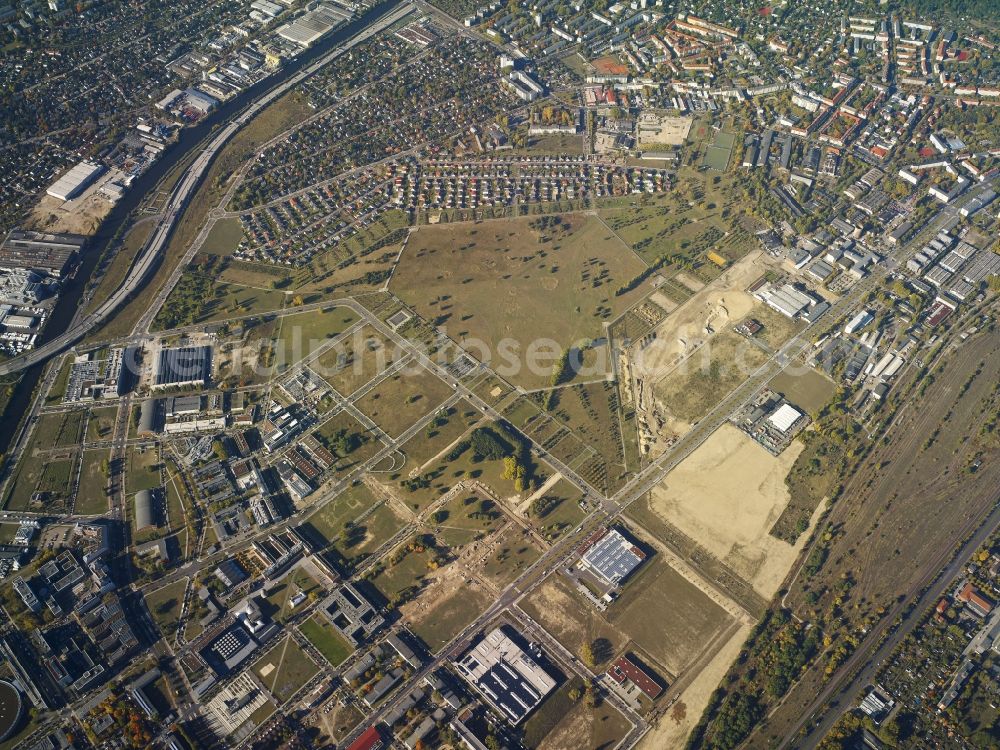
578 527 646 586
154 345 212 388
277 4 349 47
454 627 556 725
46 161 105 202
0 230 86 277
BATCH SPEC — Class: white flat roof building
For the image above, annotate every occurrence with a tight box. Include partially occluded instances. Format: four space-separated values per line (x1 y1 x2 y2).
768 403 803 433
455 627 556 725
46 161 105 202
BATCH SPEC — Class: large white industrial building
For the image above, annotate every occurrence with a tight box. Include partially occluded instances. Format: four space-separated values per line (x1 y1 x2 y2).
46 161 105 202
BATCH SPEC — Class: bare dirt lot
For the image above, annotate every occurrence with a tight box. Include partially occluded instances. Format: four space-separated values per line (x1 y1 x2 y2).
645 424 814 598
634 252 768 384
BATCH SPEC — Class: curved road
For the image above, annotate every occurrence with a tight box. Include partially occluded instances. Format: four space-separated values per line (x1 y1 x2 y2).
0 0 414 377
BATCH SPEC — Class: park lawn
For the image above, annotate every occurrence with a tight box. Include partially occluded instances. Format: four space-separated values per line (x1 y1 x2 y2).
272 306 359 372
305 483 382 546
370 538 434 603
197 279 289 324
126 445 161 496
75 450 110 515
86 406 119 443
353 366 454 439
203 217 245 256
480 526 543 588
145 579 188 637
654 329 771 424
220 260 291 289
394 431 549 513
261 567 322 624
4 457 74 512
390 213 649 389
313 410 382 475
399 400 482 471
300 614 353 667
253 636 320 703
432 487 506 547
336 501 406 566
163 461 190 529
527 478 587 543
312 325 403 397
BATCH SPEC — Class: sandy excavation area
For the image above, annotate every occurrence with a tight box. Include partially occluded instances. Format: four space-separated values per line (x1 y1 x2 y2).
647 424 810 598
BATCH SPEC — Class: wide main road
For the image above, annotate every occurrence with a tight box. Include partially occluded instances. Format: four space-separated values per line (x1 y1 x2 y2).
0 0 414 377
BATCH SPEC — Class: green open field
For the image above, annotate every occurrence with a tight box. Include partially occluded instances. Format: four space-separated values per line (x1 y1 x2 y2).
163 460 190 530
45 357 73 404
216 316 281 388
399 400 482 471
535 380 630 493
391 434 546 513
609 556 732 676
34 410 84 448
353 366 454 439
480 526 543 587
261 567 322 624
654 329 771 423
86 406 118 442
313 325 403 397
75 450 109 515
523 677 632 750
390 214 649 388
126 445 161 496
304 482 382 546
370 536 435 604
203 217 245 256
3 456 74 511
769 365 837 416
335 501 406 567
300 614 353 667
313 410 383 475
432 486 506 547
526 477 587 542
273 306 359 372
154 268 289 330
253 636 320 703
145 579 188 638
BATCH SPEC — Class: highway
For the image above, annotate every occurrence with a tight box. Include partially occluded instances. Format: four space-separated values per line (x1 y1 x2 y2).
0 0 415 377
